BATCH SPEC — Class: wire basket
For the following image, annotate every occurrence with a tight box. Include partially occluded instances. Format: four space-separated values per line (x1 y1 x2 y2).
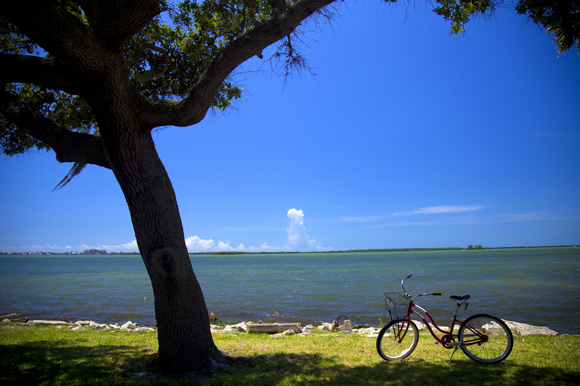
384 292 409 321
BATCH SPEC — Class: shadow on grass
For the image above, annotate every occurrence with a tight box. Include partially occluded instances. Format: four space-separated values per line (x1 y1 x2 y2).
2 341 578 386
213 352 580 386
0 339 152 386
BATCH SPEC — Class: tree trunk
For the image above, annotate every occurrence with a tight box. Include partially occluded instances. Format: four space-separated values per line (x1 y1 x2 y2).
100 119 223 372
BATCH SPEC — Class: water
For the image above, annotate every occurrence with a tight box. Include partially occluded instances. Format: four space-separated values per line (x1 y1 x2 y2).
1 247 579 334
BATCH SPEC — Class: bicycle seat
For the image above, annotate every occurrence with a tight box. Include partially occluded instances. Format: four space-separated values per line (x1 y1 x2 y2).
449 295 471 302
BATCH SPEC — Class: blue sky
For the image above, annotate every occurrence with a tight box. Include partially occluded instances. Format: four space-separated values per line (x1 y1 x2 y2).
1 2 579 253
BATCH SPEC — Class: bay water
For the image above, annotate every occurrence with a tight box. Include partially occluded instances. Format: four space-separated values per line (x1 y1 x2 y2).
1 247 579 334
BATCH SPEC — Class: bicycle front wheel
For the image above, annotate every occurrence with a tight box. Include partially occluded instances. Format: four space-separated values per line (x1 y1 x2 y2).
376 319 419 361
459 314 513 363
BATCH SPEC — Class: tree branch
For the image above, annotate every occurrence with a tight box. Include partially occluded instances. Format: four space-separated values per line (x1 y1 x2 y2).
0 55 84 96
0 0 109 72
141 0 337 129
82 0 165 49
0 89 110 168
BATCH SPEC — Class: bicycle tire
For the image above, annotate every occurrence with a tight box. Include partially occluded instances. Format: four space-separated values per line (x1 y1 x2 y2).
376 319 419 361
459 314 513 363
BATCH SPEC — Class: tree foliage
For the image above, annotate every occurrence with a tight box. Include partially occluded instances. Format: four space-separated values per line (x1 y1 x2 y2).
433 0 580 53
1 0 578 160
516 0 580 54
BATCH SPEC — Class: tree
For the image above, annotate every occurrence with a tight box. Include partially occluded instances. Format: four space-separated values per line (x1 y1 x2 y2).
515 0 580 54
1 0 578 373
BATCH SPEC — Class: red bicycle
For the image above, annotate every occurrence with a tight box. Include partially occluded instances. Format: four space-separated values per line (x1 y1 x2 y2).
377 275 513 363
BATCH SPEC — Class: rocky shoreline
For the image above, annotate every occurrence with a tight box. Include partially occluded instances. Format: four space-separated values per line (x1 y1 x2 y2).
1 313 156 332
2 312 562 336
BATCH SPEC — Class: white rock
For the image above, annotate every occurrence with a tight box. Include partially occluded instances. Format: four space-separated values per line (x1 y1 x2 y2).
224 322 248 332
282 329 295 335
338 320 353 334
121 321 137 330
317 323 332 331
502 320 558 336
354 327 379 335
413 320 426 330
302 325 314 332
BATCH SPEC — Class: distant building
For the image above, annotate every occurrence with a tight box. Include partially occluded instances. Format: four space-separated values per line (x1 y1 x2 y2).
84 249 107 255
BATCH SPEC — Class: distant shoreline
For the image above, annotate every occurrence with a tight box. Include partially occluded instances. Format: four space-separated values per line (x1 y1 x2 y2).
1 245 577 256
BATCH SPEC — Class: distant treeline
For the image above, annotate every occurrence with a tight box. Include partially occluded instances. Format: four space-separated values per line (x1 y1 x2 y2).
3 245 576 256
185 245 578 255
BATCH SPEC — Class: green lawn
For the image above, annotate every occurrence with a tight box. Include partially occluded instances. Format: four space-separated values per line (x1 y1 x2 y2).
1 324 578 385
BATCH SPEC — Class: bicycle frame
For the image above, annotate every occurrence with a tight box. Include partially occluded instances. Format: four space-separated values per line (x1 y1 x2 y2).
397 276 485 349
402 297 465 348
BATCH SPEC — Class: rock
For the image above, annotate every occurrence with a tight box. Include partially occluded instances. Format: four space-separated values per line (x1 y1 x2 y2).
0 313 29 323
224 322 248 333
317 323 333 331
120 321 137 330
502 320 558 336
302 325 314 333
1 318 11 324
338 320 353 334
245 322 301 334
88 321 100 328
353 327 380 335
413 320 426 330
136 327 154 331
282 329 295 335
0 313 19 319
31 320 72 326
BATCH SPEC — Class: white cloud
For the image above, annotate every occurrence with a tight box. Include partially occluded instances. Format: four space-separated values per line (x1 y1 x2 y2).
78 240 140 252
104 240 139 252
287 208 306 246
216 241 245 251
341 206 485 223
285 208 332 251
7 210 333 253
248 243 292 252
391 205 485 216
185 236 215 252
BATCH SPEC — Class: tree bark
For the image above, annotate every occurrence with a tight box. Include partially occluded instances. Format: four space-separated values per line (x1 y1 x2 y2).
100 119 224 371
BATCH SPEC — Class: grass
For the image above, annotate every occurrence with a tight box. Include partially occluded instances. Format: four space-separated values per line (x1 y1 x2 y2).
1 323 579 385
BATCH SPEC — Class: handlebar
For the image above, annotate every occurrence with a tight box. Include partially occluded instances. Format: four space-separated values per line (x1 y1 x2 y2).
401 275 442 298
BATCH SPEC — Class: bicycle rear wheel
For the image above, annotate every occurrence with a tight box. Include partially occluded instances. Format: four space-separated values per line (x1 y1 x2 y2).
376 319 419 360
459 314 513 363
